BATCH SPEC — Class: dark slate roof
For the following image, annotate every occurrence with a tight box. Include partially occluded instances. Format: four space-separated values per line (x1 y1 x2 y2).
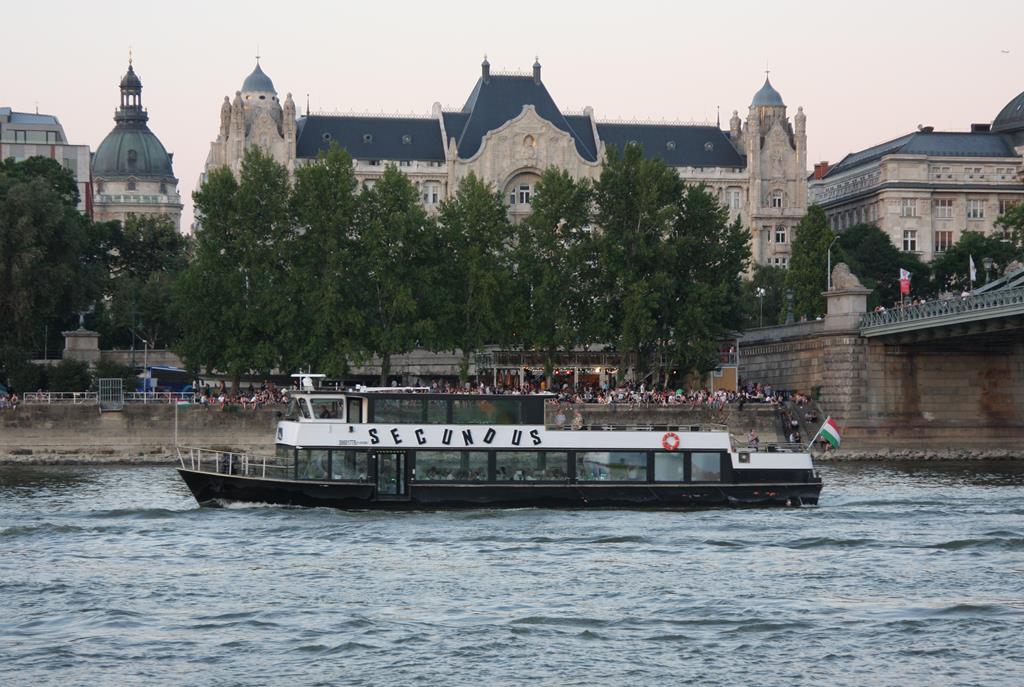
119 64 142 90
564 115 597 161
824 131 1020 178
448 75 597 162
295 115 445 161
441 111 469 148
751 77 784 107
595 123 745 168
993 89 1024 134
242 63 276 94
0 108 60 126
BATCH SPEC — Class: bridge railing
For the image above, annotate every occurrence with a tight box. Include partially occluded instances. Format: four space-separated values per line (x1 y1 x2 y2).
859 286 1024 331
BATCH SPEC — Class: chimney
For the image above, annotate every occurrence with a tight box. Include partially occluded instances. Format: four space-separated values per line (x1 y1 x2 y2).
481 55 490 83
533 56 541 84
813 161 830 180
971 122 991 132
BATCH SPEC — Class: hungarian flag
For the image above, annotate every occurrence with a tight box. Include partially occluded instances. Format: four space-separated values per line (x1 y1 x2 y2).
899 268 911 295
819 417 841 448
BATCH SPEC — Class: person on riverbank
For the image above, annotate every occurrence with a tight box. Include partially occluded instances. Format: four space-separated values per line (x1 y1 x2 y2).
747 429 759 449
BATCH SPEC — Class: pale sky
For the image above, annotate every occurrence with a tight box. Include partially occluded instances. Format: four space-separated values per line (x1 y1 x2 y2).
7 0 1024 230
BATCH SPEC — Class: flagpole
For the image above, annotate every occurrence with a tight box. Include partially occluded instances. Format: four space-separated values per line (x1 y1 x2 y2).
805 423 824 451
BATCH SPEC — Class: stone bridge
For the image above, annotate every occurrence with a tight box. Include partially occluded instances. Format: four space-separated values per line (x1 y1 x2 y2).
738 265 1024 450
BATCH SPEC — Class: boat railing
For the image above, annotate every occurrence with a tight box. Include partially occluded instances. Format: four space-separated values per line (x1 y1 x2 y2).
176 446 292 479
550 423 731 433
731 440 808 453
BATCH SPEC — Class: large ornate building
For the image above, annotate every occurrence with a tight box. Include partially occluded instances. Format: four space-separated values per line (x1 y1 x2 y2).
92 60 182 230
203 59 807 266
809 91 1024 262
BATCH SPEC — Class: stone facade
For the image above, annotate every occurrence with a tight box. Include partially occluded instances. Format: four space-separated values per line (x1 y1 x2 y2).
202 60 807 266
809 114 1024 262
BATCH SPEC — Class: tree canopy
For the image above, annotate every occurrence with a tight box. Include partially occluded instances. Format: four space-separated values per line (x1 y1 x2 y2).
837 223 932 306
785 204 839 320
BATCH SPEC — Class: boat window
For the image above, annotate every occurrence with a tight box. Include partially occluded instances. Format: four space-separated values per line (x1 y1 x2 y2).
296 449 329 480
299 399 312 420
347 398 363 423
310 398 344 419
654 453 685 482
576 451 647 482
375 398 426 423
427 400 447 423
496 451 568 481
452 399 521 425
331 450 369 481
691 452 722 482
284 399 301 421
415 450 487 481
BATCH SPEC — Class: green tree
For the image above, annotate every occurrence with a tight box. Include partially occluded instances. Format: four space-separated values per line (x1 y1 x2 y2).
662 184 750 376
352 165 436 384
173 148 292 390
106 214 190 350
0 157 102 360
995 202 1024 250
930 231 1021 292
593 143 683 382
741 265 787 328
785 204 840 320
48 359 91 392
288 142 361 375
837 223 932 307
435 173 514 381
512 168 595 385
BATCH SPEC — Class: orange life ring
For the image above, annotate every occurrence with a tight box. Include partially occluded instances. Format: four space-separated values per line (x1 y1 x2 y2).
662 431 680 451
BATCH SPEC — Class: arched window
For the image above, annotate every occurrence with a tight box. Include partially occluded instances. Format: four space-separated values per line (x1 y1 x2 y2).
770 190 784 208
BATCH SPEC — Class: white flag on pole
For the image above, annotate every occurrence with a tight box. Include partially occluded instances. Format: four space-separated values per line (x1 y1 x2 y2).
969 255 977 283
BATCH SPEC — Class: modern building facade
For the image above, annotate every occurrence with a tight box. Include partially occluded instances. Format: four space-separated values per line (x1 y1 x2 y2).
809 90 1024 262
203 59 808 267
0 106 92 214
92 60 182 231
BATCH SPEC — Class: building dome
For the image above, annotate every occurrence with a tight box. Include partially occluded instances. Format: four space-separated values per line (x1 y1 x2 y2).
241 63 276 94
751 76 785 107
119 64 142 91
993 89 1024 134
92 127 174 179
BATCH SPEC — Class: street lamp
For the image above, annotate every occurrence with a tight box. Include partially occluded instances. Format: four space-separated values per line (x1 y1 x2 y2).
141 338 149 392
785 288 795 324
827 236 839 290
982 257 994 284
755 287 766 327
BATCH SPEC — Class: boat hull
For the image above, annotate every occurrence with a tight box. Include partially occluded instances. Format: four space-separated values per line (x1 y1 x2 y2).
177 469 822 510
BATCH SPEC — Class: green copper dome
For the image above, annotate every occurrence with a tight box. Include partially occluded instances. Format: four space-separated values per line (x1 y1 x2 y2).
93 127 174 179
92 62 175 180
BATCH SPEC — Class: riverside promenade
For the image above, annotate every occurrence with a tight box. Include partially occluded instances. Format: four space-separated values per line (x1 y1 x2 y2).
1 402 1019 465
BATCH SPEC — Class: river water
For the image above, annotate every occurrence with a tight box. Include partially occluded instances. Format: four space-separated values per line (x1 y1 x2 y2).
1 462 1023 686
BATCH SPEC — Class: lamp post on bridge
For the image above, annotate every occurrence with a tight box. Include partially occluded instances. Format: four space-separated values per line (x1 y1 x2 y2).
755 287 766 327
983 257 994 284
827 236 839 290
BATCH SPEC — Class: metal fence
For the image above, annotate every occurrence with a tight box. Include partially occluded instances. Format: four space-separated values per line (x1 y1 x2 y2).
860 285 1024 332
22 391 195 405
176 446 292 480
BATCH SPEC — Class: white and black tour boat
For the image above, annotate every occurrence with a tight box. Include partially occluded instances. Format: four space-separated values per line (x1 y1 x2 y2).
177 378 823 509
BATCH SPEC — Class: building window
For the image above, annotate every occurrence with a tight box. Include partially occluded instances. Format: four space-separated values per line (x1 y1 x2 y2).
728 188 742 210
899 198 917 217
934 230 953 253
930 165 952 179
967 199 985 219
422 182 440 205
771 256 789 268
518 184 532 205
368 160 380 166
998 199 1018 215
399 160 411 167
127 180 136 191
775 225 787 244
964 166 983 179
934 198 953 219
402 134 412 145
62 158 76 173
903 229 918 252
160 182 167 194
362 133 373 144
770 190 783 208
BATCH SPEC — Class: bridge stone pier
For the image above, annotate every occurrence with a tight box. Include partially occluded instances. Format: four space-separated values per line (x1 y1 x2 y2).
738 264 1024 450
